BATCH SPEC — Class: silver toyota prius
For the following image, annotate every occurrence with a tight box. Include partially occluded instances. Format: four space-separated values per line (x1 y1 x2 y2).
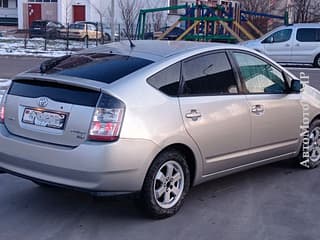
0 40 320 218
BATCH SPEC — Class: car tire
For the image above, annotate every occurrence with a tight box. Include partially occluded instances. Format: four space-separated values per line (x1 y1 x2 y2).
141 149 190 219
297 119 320 169
313 54 320 68
104 33 111 42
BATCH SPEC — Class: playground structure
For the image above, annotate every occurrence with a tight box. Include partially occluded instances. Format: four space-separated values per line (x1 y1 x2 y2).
135 0 289 42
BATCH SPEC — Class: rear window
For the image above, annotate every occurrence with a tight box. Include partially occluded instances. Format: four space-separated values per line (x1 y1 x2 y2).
8 80 100 107
69 24 85 30
296 28 320 42
29 53 154 84
31 21 47 28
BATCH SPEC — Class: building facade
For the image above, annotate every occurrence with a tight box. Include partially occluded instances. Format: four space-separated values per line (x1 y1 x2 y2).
0 0 18 25
17 0 111 29
16 0 292 30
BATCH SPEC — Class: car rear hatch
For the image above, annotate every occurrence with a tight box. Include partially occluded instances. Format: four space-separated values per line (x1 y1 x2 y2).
4 79 100 147
2 53 154 147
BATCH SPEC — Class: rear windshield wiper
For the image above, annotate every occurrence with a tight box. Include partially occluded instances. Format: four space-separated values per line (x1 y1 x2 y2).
40 55 71 73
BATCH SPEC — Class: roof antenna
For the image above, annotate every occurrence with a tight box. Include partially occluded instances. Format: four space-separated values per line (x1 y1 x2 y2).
123 29 135 48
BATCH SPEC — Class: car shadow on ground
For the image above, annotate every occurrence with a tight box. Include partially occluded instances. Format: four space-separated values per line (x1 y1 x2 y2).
1 158 301 220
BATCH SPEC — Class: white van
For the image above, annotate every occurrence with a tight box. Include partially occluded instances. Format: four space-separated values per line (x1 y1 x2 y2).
241 23 320 67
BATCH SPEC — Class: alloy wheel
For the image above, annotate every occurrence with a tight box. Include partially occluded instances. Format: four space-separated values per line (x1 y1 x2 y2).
309 127 320 163
153 160 185 209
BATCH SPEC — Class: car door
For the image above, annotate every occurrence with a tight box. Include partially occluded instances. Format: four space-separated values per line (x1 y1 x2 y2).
178 51 251 175
292 28 320 64
232 51 302 162
261 28 293 63
88 24 98 39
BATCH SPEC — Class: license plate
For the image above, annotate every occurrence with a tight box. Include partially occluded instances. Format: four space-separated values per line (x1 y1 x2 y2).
22 108 67 130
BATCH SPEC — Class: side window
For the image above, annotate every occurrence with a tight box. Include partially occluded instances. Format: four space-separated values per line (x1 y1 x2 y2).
181 52 238 95
262 29 292 43
233 52 287 94
296 28 319 42
147 62 181 97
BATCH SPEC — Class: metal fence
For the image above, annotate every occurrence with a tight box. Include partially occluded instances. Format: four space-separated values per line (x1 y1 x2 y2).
26 22 122 51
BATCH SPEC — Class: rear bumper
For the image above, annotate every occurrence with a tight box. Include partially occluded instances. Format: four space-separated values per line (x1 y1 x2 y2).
0 124 159 192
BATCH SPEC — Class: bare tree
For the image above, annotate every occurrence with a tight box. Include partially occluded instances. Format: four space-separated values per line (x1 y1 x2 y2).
87 0 110 42
241 0 320 24
239 0 271 13
61 0 73 24
292 0 312 22
118 0 141 37
291 0 320 22
152 12 165 31
238 0 277 33
106 0 117 41
145 0 168 32
88 1 108 26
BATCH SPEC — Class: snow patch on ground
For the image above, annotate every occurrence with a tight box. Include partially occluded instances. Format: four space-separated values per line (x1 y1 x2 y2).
0 37 99 57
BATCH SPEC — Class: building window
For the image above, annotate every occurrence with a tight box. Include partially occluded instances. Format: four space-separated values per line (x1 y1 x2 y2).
0 0 9 8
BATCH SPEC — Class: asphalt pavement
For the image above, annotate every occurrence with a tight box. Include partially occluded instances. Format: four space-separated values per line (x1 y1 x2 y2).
0 56 320 240
0 56 46 79
288 67 320 89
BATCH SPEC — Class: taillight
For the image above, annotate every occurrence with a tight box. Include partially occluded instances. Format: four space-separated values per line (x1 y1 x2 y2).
0 105 4 123
0 80 11 123
88 93 125 142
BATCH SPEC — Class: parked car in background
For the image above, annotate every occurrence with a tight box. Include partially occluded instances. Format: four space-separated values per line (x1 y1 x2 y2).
29 20 65 39
241 23 320 67
59 21 103 41
102 26 120 41
144 26 185 40
1 41 320 219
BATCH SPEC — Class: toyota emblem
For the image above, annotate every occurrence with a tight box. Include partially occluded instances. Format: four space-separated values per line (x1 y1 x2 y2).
38 97 49 107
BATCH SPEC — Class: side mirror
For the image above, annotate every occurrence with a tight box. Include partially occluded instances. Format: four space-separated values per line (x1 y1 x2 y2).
290 79 303 93
269 36 274 43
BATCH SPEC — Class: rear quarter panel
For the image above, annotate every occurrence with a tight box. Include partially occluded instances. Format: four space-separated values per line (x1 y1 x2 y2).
106 62 204 186
302 85 320 121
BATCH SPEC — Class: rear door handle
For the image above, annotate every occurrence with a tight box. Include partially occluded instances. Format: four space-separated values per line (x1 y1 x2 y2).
251 105 264 116
185 109 201 121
